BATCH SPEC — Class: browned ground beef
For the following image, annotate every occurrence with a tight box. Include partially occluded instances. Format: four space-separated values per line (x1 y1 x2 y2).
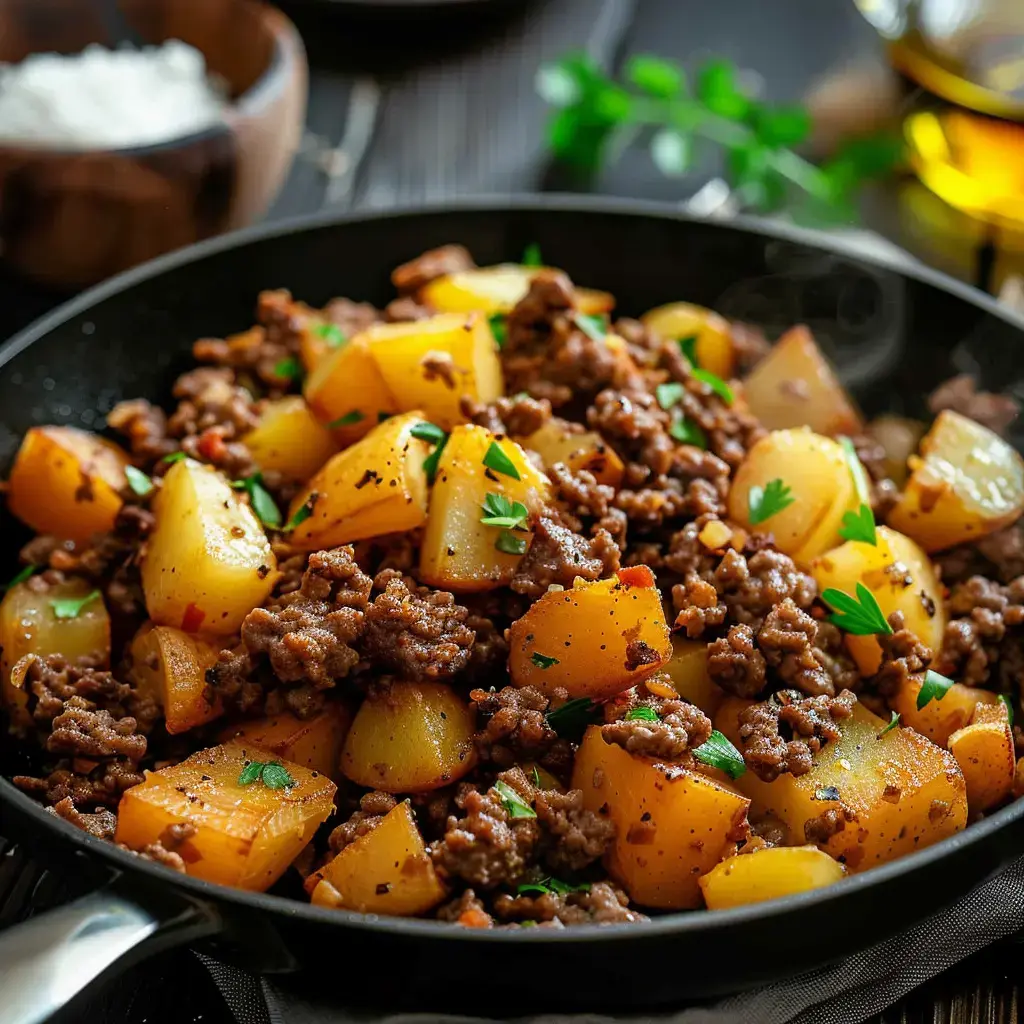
708 624 768 698
601 689 712 760
928 373 1020 436
392 244 475 294
757 599 835 697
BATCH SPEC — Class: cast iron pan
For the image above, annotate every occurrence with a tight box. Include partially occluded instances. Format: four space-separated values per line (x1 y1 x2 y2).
2 198 1024 1023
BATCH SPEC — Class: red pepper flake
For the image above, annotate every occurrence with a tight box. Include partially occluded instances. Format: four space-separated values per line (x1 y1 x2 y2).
181 602 206 633
196 428 227 463
616 565 655 589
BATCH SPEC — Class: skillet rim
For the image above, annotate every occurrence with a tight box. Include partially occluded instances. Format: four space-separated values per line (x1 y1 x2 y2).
2 194 1024 944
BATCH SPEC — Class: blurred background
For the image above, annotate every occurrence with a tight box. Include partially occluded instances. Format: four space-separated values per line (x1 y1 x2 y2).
2 0 1024 331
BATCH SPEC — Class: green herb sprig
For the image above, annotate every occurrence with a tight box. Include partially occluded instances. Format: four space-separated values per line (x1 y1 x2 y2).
483 441 521 480
693 729 746 779
573 312 607 343
314 323 346 347
50 590 101 620
238 759 296 790
327 410 365 429
747 478 794 526
823 583 893 636
517 877 591 897
274 356 303 382
531 652 560 670
522 242 544 267
625 706 660 722
494 779 537 820
232 473 282 529
838 503 877 546
124 465 153 497
1000 693 1015 728
284 492 318 532
545 697 601 741
878 710 901 737
916 670 954 710
488 313 508 347
4 564 38 590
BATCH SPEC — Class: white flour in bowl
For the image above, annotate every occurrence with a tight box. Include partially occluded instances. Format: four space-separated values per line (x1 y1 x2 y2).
0 40 229 150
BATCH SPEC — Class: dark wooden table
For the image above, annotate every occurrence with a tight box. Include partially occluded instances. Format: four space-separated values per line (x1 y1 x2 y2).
1 2 1019 1021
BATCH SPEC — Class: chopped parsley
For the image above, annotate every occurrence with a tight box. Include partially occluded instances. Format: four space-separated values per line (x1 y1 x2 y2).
5 564 38 590
493 779 536 819
690 367 733 405
233 473 282 529
522 242 543 267
422 430 450 484
531 652 560 670
273 356 303 381
878 710 901 737
1000 694 1015 727
411 421 446 445
573 312 607 342
124 465 153 496
495 530 528 556
838 503 877 546
747 478 794 526
655 381 685 410
678 334 699 367
50 590 101 620
693 730 746 779
669 416 707 448
314 323 346 347
161 451 187 464
488 313 508 347
916 669 954 710
546 697 601 741
327 410 365 429
822 583 893 637
839 436 871 505
482 441 521 480
284 492 318 532
625 706 660 722
530 765 542 786
238 759 296 790
480 493 529 530
517 877 591 896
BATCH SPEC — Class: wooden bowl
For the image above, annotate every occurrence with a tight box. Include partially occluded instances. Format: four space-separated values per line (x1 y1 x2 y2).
0 0 307 289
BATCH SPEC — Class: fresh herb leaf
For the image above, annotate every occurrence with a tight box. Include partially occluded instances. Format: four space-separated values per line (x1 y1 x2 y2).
546 697 601 741
483 441 521 480
5 564 37 590
655 381 685 409
625 54 683 98
878 710 901 737
273 356 303 381
916 670 954 710
838 503 877 546
488 313 508 347
838 436 871 505
422 432 450 484
823 583 893 637
625 706 660 722
530 765 542 786
50 590 101 620
124 465 153 496
378 411 392 423
814 785 841 801
493 779 537 819
314 323 346 347
496 530 528 556
1001 693 1015 728
690 367 733 405
531 652 560 670
238 761 264 786
747 478 795 526
327 410 365 429
237 760 295 789
693 729 746 779
481 493 529 529
162 451 187 464
522 242 543 267
284 492 318 532
411 421 446 445
573 312 607 343
669 416 707 449
517 877 591 896
236 473 282 529
678 335 699 367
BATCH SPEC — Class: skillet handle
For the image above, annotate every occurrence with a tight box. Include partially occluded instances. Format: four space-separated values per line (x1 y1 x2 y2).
0 886 218 1024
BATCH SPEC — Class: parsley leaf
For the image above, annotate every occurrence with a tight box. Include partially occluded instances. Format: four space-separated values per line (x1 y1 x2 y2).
481 493 529 530
669 416 707 448
573 312 607 342
124 465 153 496
238 761 263 786
327 410 364 429
690 367 733 405
274 356 303 381
546 697 601 741
411 421 446 445
495 530 528 556
1001 693 1015 728
517 877 591 896
823 583 893 636
656 381 685 409
483 441 521 480
238 760 295 789
678 335 699 367
625 706 660 722
838 503 877 546
314 323 346 347
422 431 450 484
235 473 282 529
493 779 536 819
839 436 871 505
530 765 542 786
522 243 543 267
916 669 954 710
531 652 560 670
5 564 38 590
747 478 794 526
488 313 508 347
693 730 746 779
878 710 900 737
50 590 101 620
284 492 318 532
162 451 187 464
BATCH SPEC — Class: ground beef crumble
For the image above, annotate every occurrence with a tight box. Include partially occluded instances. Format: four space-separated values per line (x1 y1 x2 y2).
601 688 712 760
928 374 1020 437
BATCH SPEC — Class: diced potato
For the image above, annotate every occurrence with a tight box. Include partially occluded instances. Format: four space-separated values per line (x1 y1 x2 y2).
309 801 445 916
303 337 398 446
811 526 945 675
0 579 110 731
947 701 1015 812
728 428 859 565
141 458 277 636
867 415 926 487
297 320 344 374
419 425 550 592
7 426 130 543
663 637 723 717
716 699 967 872
888 410 1024 552
115 741 336 891
890 678 999 747
288 412 431 552
522 421 625 488
130 624 223 735
360 314 502 431
572 726 750 909
243 397 338 482
742 326 862 436
699 846 846 910
219 703 353 779
340 682 476 792
509 567 672 699
640 301 736 379
419 263 614 317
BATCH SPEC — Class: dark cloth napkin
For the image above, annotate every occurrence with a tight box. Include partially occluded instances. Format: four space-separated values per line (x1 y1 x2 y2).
200 856 1024 1024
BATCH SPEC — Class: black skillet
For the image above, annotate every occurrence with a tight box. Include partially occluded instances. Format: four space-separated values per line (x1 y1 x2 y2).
2 198 1024 1024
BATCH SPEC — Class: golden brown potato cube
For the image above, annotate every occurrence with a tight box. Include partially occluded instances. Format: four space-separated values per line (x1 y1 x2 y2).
115 741 336 891
640 301 736 379
888 410 1024 552
728 428 859 566
0 579 110 731
341 682 476 792
716 700 967 872
572 726 750 909
309 801 446 915
890 678 998 747
130 624 223 735
419 424 550 592
303 337 398 446
509 567 671 699
141 458 277 636
699 846 845 910
243 397 338 482
811 526 945 675
362 314 503 430
742 326 862 436
287 411 431 551
219 704 353 780
7 426 130 543
663 637 723 717
947 701 1015 812
522 421 625 488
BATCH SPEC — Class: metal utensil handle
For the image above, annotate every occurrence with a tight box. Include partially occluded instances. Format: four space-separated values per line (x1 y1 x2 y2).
0 888 213 1024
